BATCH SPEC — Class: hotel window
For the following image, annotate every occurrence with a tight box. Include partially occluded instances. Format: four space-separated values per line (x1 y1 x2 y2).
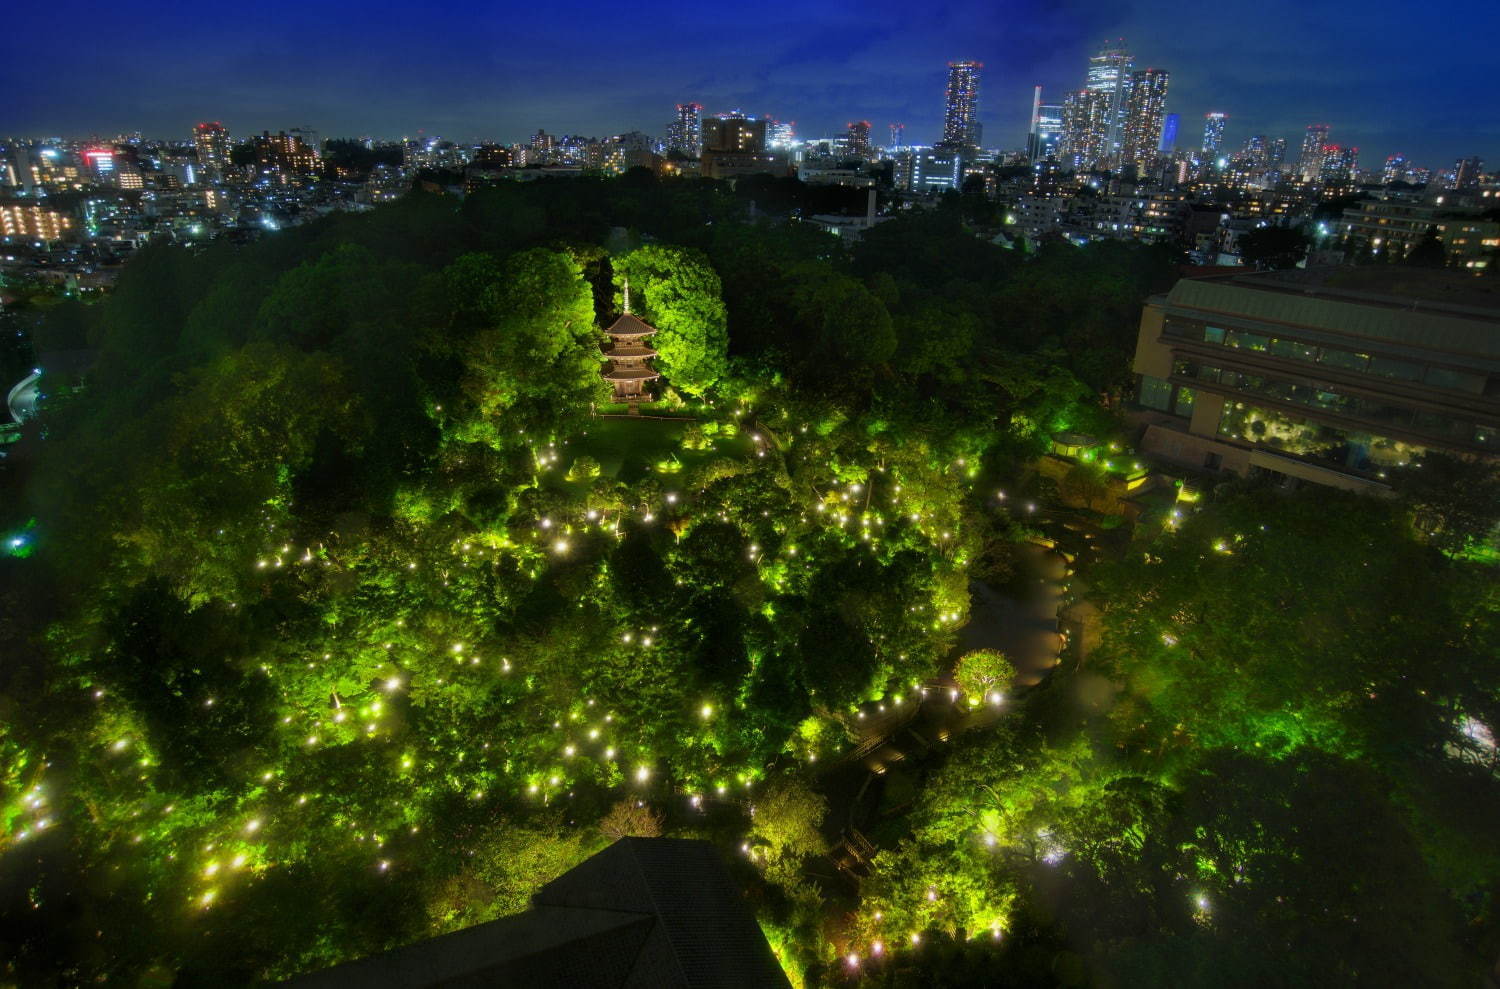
1225 329 1268 351
1369 356 1423 381
1139 375 1173 411
1270 337 1318 362
1174 386 1197 418
1204 326 1226 344
1425 367 1483 392
1317 347 1370 372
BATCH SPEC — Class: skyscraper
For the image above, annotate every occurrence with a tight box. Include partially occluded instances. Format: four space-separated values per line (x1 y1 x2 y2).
1060 89 1110 171
939 61 982 151
1298 124 1330 180
1268 138 1287 170
1244 135 1267 169
1453 156 1484 190
1202 112 1228 154
193 121 229 180
1086 39 1134 158
1121 68 1169 173
1319 144 1358 187
1158 113 1179 154
1027 88 1063 161
843 120 873 160
666 103 704 158
1383 153 1409 185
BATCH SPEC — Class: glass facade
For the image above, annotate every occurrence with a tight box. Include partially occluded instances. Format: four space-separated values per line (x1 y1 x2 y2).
1161 316 1491 396
1174 359 1490 446
1216 400 1427 474
1139 374 1173 411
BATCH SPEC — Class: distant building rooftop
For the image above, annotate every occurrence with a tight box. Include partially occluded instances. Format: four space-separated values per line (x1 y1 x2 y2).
286 838 789 989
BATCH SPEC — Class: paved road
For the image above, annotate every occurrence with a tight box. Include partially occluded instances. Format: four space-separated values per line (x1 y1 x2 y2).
817 542 1070 862
7 371 40 424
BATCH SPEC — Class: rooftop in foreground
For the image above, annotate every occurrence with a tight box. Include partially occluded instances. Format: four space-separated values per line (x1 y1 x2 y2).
286 838 789 989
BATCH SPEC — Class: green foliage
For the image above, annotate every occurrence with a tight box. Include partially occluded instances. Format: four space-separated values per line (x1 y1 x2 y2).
613 245 729 396
1393 451 1500 553
8 175 1487 987
953 650 1010 701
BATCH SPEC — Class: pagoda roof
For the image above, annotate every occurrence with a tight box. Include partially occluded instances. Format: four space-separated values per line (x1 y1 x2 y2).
604 366 661 381
605 313 660 338
607 344 658 359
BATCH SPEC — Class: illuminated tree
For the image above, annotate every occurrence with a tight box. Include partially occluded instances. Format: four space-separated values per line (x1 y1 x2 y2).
598 799 664 840
612 245 728 396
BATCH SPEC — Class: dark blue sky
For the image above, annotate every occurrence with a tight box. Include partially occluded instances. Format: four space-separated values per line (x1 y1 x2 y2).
5 0 1496 168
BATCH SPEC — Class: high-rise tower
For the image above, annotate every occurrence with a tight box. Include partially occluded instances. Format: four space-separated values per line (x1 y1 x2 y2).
1027 87 1063 161
1086 39 1134 158
1298 124 1330 180
1121 68 1169 172
1453 156 1484 190
1202 112 1227 154
939 61 982 151
193 121 229 180
666 103 704 158
1060 89 1111 171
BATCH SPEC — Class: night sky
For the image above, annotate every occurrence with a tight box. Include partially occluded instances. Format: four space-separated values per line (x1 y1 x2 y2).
5 0 1496 168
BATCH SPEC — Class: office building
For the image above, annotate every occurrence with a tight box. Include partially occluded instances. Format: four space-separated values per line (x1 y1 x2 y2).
1158 113 1180 154
702 114 766 154
766 119 796 151
842 120 873 160
1242 135 1267 169
1383 153 1409 185
1026 87 1063 160
1453 156 1484 190
939 61 982 151
893 148 963 193
700 113 786 180
1268 137 1287 170
1086 39 1134 157
1060 88 1111 171
1298 124 1330 180
192 122 230 179
1132 268 1499 492
1202 112 1227 154
1319 144 1358 188
1121 68 1169 174
667 103 703 158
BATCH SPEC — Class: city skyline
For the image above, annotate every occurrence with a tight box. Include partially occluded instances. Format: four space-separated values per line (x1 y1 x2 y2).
3 0 1495 167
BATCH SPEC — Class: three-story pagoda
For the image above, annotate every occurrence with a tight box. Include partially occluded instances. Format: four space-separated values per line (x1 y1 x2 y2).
601 312 660 404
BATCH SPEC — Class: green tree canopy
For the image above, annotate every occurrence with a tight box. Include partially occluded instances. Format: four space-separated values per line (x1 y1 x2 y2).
613 245 729 396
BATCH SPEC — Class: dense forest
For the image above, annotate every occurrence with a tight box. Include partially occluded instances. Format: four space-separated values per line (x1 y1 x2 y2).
1 174 1496 986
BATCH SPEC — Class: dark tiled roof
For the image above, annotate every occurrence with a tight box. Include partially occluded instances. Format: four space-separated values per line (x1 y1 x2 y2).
605 313 660 338
535 838 788 989
283 838 788 989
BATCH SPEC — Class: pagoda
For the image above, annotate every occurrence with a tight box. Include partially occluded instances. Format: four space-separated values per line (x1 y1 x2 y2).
601 309 661 404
